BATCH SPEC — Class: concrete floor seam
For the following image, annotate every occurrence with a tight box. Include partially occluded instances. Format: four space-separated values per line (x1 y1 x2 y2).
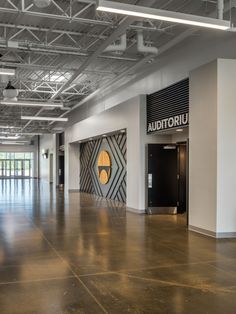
1 184 236 313
114 272 235 294
0 276 75 286
103 260 219 273
25 215 109 314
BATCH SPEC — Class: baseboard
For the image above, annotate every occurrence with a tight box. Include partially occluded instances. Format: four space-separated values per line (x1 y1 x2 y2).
126 207 146 215
189 225 236 238
215 232 236 238
147 207 177 215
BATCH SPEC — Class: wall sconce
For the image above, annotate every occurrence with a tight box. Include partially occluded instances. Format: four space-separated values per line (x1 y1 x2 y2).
42 149 49 159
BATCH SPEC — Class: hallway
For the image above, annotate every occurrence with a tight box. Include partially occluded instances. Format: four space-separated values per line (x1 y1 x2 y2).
0 180 236 313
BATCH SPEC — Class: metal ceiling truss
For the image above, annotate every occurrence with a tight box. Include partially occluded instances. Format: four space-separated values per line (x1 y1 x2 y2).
0 26 138 63
2 0 110 26
0 1 163 31
0 0 226 135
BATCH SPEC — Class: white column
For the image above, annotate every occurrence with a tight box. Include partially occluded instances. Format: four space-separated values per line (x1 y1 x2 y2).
216 59 236 236
64 141 80 191
189 59 236 237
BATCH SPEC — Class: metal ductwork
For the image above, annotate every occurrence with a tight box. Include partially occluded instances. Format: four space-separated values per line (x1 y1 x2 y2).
104 34 127 52
218 0 224 20
33 0 52 8
3 81 18 101
137 23 158 55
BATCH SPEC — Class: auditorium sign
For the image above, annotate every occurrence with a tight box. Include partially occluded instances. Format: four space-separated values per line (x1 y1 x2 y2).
147 79 189 134
147 113 189 133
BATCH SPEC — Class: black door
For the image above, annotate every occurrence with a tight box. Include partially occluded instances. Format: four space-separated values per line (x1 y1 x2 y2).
147 144 178 213
59 155 64 185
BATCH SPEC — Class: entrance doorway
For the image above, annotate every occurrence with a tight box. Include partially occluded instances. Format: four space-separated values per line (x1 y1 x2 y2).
49 154 53 183
58 155 64 186
147 142 188 216
0 152 33 178
0 159 31 177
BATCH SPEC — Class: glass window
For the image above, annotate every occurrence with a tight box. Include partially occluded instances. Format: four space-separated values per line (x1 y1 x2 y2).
0 152 6 159
24 153 31 159
0 151 34 177
15 153 25 159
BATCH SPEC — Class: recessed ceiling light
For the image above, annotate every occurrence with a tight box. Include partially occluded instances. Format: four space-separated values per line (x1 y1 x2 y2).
97 0 230 30
176 129 184 132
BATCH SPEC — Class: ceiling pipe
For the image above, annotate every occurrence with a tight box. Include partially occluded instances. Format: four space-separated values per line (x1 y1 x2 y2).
0 41 137 62
104 33 127 52
137 24 158 55
218 0 224 20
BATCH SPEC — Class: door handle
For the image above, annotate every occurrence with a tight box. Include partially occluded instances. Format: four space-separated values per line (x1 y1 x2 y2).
148 173 152 188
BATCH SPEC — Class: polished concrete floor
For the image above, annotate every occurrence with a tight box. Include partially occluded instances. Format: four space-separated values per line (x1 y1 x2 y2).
0 179 236 313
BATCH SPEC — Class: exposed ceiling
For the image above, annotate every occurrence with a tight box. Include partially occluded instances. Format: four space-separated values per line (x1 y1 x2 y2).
0 0 233 139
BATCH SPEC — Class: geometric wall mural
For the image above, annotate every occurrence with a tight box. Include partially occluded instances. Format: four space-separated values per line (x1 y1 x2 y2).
80 132 126 203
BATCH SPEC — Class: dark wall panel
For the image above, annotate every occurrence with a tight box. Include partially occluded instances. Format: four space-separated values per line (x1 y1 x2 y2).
80 133 126 203
147 78 189 134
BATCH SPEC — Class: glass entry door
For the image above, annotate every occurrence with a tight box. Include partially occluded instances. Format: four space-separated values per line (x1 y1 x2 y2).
0 159 31 178
15 160 23 177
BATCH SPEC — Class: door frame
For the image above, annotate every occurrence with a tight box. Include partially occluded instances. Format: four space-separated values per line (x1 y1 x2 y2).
49 153 53 183
146 143 178 215
145 141 189 224
0 159 31 178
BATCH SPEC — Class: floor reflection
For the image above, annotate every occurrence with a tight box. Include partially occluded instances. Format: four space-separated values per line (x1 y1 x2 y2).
0 179 236 313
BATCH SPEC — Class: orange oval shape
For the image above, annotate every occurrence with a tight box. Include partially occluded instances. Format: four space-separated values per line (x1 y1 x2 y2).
97 151 111 185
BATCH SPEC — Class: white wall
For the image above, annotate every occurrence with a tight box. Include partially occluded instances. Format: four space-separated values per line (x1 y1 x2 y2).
171 128 189 143
64 142 80 191
189 60 218 234
189 59 236 237
65 95 170 212
39 134 57 183
217 59 236 234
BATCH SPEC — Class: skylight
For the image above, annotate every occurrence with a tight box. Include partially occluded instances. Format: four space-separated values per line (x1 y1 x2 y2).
38 71 72 83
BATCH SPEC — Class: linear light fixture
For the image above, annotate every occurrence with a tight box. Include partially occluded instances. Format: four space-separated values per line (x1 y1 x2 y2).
0 141 28 145
0 132 44 136
97 0 230 30
0 68 15 76
16 132 44 136
21 116 68 122
0 101 63 108
0 136 20 140
0 125 20 129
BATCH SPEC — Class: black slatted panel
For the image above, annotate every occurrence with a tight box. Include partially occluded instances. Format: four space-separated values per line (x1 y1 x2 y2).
80 133 126 204
147 79 189 134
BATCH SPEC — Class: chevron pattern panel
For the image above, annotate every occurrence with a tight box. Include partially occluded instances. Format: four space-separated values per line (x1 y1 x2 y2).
80 133 126 203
